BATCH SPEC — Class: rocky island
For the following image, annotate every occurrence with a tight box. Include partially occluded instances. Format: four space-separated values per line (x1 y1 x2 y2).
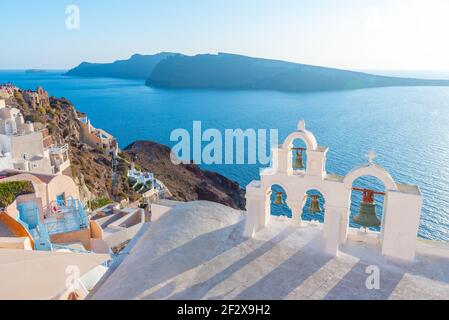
146 53 449 92
67 52 449 92
25 69 48 74
66 52 176 79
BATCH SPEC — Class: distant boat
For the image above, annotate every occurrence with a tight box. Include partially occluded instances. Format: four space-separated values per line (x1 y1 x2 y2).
25 69 48 74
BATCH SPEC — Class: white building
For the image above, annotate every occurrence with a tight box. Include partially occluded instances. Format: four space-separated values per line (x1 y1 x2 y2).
78 117 118 157
127 166 167 199
128 167 154 186
0 99 70 174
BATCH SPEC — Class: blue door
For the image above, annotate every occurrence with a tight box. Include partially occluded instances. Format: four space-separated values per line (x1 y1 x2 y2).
56 193 65 206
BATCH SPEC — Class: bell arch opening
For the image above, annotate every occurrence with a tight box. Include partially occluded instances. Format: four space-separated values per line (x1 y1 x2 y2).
267 184 291 218
344 164 397 192
301 189 326 223
282 129 317 151
289 138 308 173
349 175 386 233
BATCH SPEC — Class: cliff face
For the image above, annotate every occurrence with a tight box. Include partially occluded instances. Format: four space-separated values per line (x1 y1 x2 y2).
8 92 121 201
7 90 246 209
124 141 246 210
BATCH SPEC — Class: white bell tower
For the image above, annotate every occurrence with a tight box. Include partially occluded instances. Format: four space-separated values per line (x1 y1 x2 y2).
244 120 423 261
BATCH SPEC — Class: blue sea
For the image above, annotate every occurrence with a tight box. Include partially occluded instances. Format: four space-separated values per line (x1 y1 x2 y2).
1 70 448 241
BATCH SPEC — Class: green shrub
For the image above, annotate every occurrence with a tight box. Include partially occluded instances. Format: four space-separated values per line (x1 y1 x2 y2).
14 92 26 106
118 152 132 162
90 197 112 211
0 181 35 208
134 163 144 172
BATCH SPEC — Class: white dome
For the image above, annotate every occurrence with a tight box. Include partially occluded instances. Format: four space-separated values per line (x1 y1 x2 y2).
91 201 244 299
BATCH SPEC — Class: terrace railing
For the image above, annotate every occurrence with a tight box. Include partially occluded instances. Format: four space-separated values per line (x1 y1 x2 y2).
52 244 114 268
49 144 69 155
44 198 89 236
52 244 91 254
17 199 89 250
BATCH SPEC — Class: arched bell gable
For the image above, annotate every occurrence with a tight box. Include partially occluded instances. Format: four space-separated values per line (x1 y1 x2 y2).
282 120 318 151
343 164 398 191
282 131 318 151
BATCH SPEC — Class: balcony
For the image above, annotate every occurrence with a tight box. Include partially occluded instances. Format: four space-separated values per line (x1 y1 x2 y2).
44 199 89 236
17 199 89 250
50 144 70 174
49 144 69 155
52 159 71 175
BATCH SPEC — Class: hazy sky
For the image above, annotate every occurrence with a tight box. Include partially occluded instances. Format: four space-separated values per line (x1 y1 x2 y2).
1 0 449 71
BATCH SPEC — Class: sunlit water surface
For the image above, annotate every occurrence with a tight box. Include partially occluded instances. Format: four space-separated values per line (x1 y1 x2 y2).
1 71 448 241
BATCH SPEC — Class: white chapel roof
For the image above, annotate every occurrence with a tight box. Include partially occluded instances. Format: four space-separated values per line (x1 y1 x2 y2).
0 249 110 300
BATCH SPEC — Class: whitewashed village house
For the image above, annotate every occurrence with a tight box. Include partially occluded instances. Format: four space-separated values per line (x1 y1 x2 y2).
0 99 70 174
0 89 113 300
0 169 111 299
78 117 118 157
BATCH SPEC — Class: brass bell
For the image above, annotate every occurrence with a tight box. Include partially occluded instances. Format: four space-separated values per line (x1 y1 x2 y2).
293 150 304 169
353 189 381 229
309 195 321 213
274 192 284 205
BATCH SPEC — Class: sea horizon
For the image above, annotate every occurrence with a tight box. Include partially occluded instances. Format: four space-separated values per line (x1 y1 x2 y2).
4 67 449 80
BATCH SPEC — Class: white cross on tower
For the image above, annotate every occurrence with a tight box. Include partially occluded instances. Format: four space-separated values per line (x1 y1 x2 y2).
366 150 377 164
